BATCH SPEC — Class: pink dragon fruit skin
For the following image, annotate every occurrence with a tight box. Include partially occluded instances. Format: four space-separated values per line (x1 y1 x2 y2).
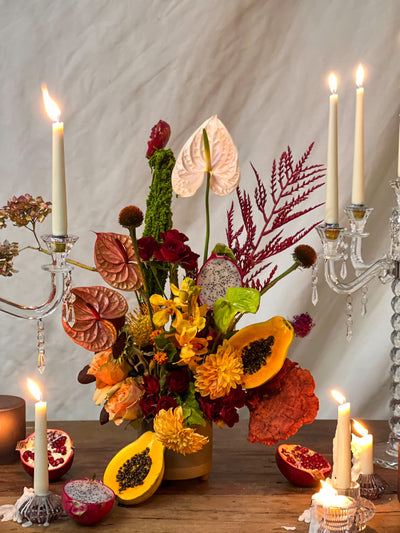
62 479 115 525
196 254 243 308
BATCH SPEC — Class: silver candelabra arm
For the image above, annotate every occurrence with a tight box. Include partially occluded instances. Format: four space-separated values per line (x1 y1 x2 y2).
316 223 393 295
0 235 78 321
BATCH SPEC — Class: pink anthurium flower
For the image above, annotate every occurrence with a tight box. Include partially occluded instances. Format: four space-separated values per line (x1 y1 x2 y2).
171 115 240 197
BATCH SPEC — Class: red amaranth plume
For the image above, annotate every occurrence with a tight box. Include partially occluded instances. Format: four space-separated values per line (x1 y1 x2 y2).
226 144 324 291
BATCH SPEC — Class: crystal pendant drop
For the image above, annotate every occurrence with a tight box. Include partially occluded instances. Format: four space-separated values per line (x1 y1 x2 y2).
311 262 319 306
361 285 368 317
63 271 76 327
346 294 353 342
340 260 347 280
37 318 45 374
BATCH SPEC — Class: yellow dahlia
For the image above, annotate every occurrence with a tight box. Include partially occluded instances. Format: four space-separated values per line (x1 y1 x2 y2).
153 406 208 455
195 339 243 399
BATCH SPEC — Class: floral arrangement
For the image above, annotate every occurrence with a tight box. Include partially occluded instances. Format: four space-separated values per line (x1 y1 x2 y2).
1 116 325 455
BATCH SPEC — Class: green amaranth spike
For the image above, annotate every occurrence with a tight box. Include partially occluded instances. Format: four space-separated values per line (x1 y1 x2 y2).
143 149 175 240
142 148 175 295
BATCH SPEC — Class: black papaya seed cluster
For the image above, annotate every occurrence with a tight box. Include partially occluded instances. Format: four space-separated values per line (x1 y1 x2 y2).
116 447 152 492
241 336 275 375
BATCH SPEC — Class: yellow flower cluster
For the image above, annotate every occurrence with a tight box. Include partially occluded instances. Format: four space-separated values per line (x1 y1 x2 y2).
153 406 208 455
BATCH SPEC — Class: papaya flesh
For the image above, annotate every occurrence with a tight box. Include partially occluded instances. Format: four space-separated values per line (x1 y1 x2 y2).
103 431 164 505
229 316 294 389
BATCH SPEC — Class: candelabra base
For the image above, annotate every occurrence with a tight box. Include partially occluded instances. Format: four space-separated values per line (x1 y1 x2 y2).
15 489 63 525
373 441 398 470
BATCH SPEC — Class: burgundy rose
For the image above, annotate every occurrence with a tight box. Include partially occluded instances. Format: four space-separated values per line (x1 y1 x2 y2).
142 375 160 395
161 229 189 243
156 395 178 413
146 120 171 159
166 368 189 393
154 233 189 264
199 396 223 421
137 236 158 261
180 249 200 275
223 385 246 409
220 406 239 428
139 394 158 416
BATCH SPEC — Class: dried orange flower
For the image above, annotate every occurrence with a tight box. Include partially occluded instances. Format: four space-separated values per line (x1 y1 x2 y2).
154 351 168 365
149 329 164 345
153 406 208 455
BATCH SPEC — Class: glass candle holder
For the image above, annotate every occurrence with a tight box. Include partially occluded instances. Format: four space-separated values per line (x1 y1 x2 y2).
315 496 357 532
0 395 26 464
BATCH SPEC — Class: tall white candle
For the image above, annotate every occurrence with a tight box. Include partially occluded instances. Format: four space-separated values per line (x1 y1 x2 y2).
331 390 352 489
42 85 68 236
325 73 339 224
27 379 49 496
397 118 400 179
351 64 365 205
352 420 374 475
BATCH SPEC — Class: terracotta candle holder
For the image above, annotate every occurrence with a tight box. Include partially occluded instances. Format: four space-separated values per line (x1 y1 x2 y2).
0 395 26 464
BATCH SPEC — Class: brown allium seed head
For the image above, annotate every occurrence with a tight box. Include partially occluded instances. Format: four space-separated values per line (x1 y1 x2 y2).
119 206 144 228
293 245 317 268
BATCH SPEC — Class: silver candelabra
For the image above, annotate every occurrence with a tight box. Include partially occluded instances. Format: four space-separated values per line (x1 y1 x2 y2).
315 178 400 469
0 234 77 373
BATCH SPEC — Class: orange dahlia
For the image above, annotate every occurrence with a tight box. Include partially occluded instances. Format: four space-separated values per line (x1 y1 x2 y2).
153 406 208 455
195 339 243 399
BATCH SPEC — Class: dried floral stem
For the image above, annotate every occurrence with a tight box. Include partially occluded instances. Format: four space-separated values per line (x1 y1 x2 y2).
259 261 300 296
128 226 154 327
203 128 212 264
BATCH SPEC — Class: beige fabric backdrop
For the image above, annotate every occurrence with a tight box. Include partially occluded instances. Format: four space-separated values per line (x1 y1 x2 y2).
1 0 399 423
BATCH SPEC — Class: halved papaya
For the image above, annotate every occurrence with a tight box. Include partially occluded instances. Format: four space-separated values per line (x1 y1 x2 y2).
103 431 164 505
229 316 294 389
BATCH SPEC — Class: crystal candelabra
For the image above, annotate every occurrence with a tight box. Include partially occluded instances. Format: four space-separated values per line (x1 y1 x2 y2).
0 234 77 373
315 178 400 469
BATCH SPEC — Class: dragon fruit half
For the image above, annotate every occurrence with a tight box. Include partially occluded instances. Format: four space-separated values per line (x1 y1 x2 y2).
197 254 243 308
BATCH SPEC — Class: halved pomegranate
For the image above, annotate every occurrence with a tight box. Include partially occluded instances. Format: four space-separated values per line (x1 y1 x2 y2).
276 444 331 487
17 428 74 481
62 479 115 525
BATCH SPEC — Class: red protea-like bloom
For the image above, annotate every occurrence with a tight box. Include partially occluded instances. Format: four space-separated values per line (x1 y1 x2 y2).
146 120 171 159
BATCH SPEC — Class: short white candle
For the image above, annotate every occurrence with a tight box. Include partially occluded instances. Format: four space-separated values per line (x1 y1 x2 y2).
351 64 365 205
352 420 374 475
331 390 352 490
27 379 49 496
42 85 68 237
325 73 339 225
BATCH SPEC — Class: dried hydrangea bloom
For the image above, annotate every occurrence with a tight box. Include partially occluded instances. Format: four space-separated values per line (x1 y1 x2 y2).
172 115 240 197
5 194 51 227
0 240 19 276
0 209 8 229
153 406 208 455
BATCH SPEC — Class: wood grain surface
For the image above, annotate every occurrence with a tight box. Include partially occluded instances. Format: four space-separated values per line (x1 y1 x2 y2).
0 420 398 532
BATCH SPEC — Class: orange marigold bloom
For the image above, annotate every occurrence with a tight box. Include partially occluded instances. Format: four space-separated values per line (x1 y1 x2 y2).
154 351 168 365
150 329 164 345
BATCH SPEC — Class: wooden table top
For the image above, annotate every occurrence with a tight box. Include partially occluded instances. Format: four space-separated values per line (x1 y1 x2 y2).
0 419 399 532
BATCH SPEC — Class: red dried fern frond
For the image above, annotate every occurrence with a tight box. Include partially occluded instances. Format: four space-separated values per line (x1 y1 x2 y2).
226 143 324 291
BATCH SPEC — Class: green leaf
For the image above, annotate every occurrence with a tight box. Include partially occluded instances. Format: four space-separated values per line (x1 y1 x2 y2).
180 383 206 427
213 287 260 333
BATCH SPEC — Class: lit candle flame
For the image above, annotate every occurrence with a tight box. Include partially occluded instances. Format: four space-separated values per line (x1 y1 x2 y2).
329 73 338 94
27 378 42 402
356 64 364 88
353 419 368 437
331 389 346 404
42 83 61 122
320 480 337 495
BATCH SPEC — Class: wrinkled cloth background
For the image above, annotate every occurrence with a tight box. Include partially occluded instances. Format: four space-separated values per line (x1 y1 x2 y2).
1 0 399 424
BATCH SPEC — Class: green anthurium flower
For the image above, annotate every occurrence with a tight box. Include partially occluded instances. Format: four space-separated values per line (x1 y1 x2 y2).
213 287 260 333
